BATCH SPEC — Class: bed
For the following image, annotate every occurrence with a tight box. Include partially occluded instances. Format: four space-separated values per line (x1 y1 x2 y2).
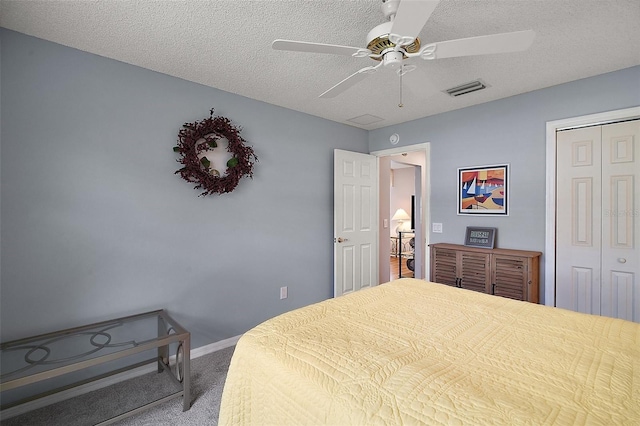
218 278 640 425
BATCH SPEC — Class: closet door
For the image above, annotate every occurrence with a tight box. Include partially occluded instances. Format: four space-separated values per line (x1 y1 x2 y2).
556 120 639 322
556 126 603 315
600 121 640 322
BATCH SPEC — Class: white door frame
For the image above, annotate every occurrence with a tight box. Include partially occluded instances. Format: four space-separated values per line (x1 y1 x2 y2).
545 106 640 307
371 143 431 279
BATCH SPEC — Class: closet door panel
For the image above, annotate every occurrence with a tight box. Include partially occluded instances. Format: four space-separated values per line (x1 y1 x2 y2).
555 126 602 315
601 120 640 322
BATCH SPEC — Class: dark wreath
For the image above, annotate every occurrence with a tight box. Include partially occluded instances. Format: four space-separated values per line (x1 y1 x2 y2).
173 109 257 196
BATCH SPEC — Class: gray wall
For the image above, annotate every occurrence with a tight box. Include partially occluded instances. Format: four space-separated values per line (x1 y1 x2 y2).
2 27 639 346
0 29 369 348
369 66 640 303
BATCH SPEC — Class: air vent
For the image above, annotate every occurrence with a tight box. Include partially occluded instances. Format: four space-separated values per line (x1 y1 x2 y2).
445 80 487 97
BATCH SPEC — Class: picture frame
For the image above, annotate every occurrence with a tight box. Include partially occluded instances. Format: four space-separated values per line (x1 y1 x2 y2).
457 164 509 215
464 227 497 248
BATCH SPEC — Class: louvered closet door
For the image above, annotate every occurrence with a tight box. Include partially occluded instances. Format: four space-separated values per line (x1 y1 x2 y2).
431 247 457 286
459 252 490 293
491 255 526 301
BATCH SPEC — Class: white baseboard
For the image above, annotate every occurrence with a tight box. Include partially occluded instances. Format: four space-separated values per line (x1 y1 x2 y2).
0 334 242 420
190 334 241 359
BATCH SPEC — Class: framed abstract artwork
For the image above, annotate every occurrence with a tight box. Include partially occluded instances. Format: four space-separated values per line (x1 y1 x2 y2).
457 164 509 215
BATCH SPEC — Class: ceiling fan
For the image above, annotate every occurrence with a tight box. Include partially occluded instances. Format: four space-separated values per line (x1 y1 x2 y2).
272 0 536 99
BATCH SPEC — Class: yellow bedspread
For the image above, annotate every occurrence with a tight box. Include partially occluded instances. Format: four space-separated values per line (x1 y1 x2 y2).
219 279 640 425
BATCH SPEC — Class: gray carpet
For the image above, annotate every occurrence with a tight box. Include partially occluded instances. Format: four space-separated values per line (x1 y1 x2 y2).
1 346 235 426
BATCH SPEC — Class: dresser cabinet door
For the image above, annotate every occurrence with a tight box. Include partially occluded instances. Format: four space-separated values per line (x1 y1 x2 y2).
459 251 490 294
431 247 458 287
491 255 528 301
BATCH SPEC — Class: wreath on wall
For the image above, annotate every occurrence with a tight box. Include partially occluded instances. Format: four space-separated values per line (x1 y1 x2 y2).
173 109 257 196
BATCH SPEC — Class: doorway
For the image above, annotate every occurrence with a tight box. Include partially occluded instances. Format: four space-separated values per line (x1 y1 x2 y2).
545 107 640 321
390 160 418 281
372 143 430 284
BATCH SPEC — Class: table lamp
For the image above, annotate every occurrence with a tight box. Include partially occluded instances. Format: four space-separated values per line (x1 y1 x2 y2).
391 208 411 233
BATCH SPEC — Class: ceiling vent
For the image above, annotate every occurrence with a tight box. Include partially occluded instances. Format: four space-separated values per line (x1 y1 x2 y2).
347 114 385 125
445 80 488 97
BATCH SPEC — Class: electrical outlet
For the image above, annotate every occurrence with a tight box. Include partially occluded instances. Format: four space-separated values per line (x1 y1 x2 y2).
432 223 443 233
280 286 288 299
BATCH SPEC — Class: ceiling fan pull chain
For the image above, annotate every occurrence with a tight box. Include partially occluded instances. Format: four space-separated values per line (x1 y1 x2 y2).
399 68 404 108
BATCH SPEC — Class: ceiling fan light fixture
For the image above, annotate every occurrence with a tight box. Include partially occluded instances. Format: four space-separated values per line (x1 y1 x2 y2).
445 79 488 97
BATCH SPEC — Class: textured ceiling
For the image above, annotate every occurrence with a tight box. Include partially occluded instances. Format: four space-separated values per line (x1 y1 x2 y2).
1 0 639 130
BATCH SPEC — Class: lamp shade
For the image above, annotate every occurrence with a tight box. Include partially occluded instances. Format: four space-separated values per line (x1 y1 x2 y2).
391 208 411 221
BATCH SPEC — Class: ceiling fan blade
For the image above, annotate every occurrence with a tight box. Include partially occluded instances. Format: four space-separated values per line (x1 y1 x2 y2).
432 30 536 59
319 64 381 98
272 39 370 57
390 0 440 43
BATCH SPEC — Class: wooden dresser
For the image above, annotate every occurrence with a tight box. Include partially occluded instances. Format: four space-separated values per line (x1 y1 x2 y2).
430 243 542 303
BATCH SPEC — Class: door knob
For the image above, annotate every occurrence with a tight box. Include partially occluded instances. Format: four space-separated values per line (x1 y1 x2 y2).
618 258 627 264
337 237 349 243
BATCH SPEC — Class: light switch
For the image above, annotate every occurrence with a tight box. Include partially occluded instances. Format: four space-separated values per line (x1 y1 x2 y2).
383 219 388 228
432 223 443 233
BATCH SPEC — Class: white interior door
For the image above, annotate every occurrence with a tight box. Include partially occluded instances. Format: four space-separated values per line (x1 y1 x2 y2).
334 149 378 297
600 120 640 321
556 126 603 314
556 120 639 322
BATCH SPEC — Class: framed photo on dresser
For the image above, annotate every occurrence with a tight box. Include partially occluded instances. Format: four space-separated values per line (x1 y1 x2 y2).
464 227 497 248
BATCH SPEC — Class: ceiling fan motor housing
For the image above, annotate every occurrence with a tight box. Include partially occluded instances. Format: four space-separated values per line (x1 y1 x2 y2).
366 21 421 61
